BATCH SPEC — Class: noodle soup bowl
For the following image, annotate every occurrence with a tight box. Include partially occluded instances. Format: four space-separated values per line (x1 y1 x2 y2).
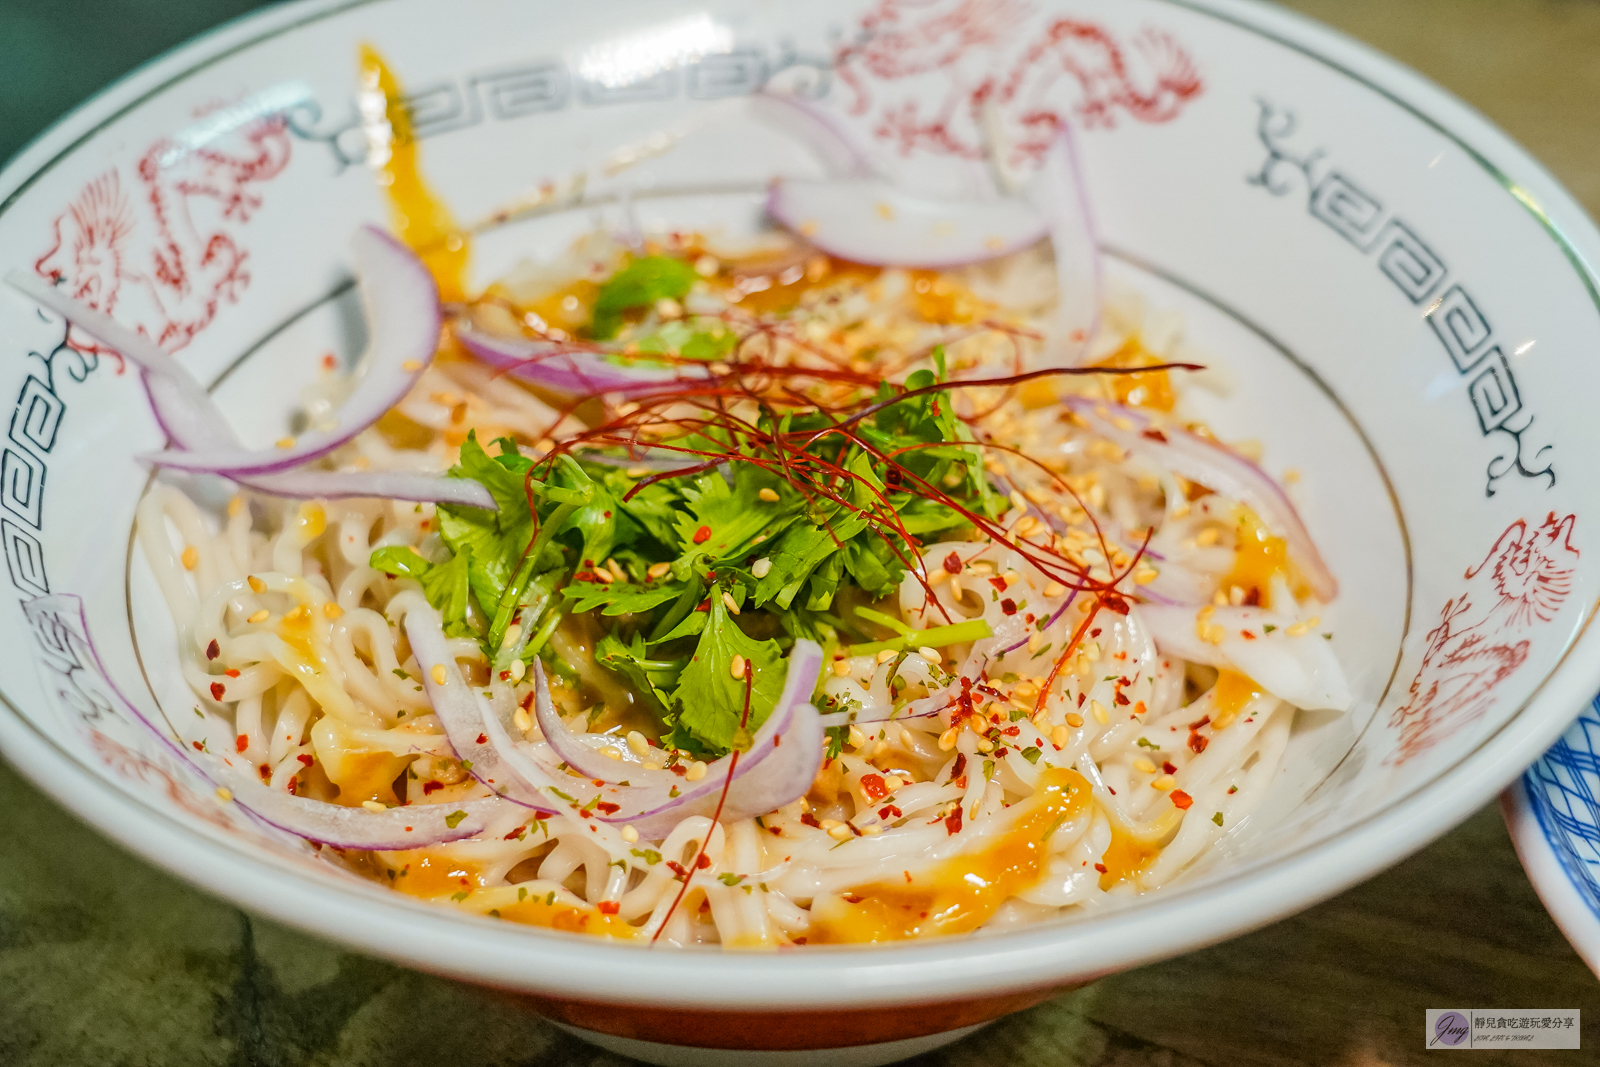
3 0 1600 1063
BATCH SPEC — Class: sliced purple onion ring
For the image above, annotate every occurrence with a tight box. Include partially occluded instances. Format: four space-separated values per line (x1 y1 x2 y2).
531 641 825 839
1064 397 1338 601
751 90 874 178
766 177 1048 269
400 595 559 815
7 248 493 510
140 226 440 476
454 322 708 397
22 592 505 849
1030 124 1102 367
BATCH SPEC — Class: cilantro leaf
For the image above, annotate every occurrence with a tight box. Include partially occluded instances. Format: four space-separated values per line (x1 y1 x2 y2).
370 546 432 580
562 581 684 617
673 465 799 562
589 256 698 340
667 591 786 753
634 320 738 362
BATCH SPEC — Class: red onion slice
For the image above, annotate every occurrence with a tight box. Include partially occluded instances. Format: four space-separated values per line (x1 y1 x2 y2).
10 247 491 510
399 595 559 815
1064 397 1338 602
23 592 505 850
766 177 1048 269
1030 124 1102 366
751 90 874 177
454 322 707 396
1137 603 1352 711
531 641 825 839
139 226 440 476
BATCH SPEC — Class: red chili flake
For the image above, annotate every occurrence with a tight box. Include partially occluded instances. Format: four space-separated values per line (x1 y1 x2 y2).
205 639 220 660
695 852 711 870
595 801 620 815
693 525 712 544
1000 598 1018 615
670 763 688 777
950 753 968 780
767 825 783 836
878 805 903 820
476 733 488 745
1240 630 1257 641
1170 789 1194 809
988 576 1008 592
1162 761 1177 775
1089 628 1102 638
1025 613 1036 624
800 812 821 829
1243 587 1261 607
904 870 913 884
209 682 226 700
1114 691 1131 706
597 901 621 915
322 352 338 371
859 773 889 801
1188 714 1212 731
235 735 249 753
573 570 598 583
503 825 527 841
296 754 313 767
943 806 963 835
1142 429 1168 443
1228 785 1238 794
1077 692 1087 707
224 668 240 678
498 670 511 681
192 741 204 752
695 599 711 612
1133 701 1147 716
258 764 271 781
1003 725 1021 737
422 781 443 795
287 780 299 796
1094 862 1109 873
943 551 963 574
1188 733 1209 754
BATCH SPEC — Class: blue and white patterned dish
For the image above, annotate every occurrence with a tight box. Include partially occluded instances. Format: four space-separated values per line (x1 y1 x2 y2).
1504 699 1600 978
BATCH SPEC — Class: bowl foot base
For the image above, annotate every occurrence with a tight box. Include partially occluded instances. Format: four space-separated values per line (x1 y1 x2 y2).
550 1019 992 1067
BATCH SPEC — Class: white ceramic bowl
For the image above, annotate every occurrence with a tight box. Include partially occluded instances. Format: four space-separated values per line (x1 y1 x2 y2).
1503 700 1600 980
4 1 1600 1063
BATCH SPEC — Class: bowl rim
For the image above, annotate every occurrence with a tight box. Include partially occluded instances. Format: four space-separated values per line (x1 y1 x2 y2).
4 0 1600 1010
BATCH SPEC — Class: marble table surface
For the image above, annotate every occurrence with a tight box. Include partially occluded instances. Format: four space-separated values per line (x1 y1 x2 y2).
2 1 1598 1063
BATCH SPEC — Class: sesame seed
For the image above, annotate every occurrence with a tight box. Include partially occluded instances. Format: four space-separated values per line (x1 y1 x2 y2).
832 659 852 677
1152 774 1176 791
1065 712 1084 728
502 624 523 647
751 558 772 579
1026 633 1044 654
247 575 267 594
323 602 344 620
182 545 200 570
929 568 951 587
730 654 747 680
1090 700 1110 724
514 705 533 733
362 800 387 812
827 821 853 841
215 787 234 803
938 727 960 751
431 664 448 686
876 649 897 664
685 761 708 782
402 360 422 372
976 738 994 753
722 591 741 615
948 574 963 599
626 466 650 478
918 646 941 664
1134 757 1158 774
848 725 866 750
227 496 245 518
647 561 673 580
275 437 296 450
510 659 526 682
1286 616 1321 637
1195 527 1221 546
1042 582 1064 597
758 487 780 502
606 559 626 582
1002 570 1021 586
247 609 270 624
591 568 615 585
626 731 650 757
601 747 623 761
621 825 640 843
875 202 894 220
1051 725 1070 747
